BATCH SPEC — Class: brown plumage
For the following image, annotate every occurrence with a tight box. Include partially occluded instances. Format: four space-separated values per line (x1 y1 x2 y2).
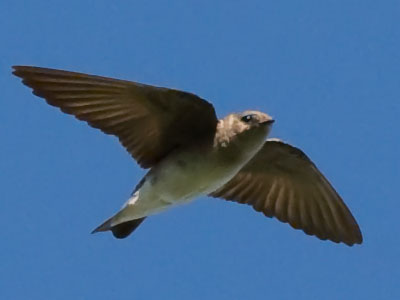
210 140 362 246
13 66 362 246
12 66 217 168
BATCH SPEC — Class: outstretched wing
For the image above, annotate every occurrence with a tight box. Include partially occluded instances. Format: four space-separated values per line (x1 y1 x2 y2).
210 139 362 246
13 66 218 168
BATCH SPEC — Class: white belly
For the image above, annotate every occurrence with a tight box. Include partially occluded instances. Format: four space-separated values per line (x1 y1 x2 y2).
149 153 240 203
112 150 249 224
111 132 267 226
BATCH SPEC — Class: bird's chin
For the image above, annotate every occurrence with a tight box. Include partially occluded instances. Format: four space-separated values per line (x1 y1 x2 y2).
257 123 272 139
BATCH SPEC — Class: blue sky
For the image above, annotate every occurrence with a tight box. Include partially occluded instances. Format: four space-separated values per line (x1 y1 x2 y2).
1 1 399 299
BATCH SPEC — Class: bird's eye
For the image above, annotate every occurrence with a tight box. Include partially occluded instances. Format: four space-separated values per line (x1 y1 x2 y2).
241 114 254 123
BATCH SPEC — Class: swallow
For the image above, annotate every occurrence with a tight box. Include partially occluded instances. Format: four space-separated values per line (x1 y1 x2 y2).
12 66 362 246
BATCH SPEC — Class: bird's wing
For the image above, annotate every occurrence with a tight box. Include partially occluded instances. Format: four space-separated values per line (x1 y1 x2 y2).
210 139 362 246
13 66 218 168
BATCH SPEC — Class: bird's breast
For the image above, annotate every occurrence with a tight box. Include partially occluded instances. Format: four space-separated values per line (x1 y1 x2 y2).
119 137 266 220
147 148 250 205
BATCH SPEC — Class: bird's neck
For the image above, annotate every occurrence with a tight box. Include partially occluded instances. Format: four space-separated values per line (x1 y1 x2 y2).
213 118 245 148
213 119 268 164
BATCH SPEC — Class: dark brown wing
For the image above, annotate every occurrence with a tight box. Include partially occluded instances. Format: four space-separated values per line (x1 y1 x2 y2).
13 66 218 168
210 139 362 246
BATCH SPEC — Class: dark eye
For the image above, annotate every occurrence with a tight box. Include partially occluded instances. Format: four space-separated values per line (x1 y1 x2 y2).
241 114 254 123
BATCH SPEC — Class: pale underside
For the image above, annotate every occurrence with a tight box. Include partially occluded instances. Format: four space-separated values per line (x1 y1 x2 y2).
111 134 267 225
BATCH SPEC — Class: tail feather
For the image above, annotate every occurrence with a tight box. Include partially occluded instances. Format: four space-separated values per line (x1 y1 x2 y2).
91 217 146 239
91 217 113 233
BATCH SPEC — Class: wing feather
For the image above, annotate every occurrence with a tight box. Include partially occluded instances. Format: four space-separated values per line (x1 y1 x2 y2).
210 140 362 246
13 66 218 168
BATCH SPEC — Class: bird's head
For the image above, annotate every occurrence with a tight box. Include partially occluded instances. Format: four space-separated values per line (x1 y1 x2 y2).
236 110 274 130
228 110 274 137
215 110 274 150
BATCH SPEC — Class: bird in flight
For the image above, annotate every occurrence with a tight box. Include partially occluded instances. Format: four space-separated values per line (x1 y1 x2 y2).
13 66 362 246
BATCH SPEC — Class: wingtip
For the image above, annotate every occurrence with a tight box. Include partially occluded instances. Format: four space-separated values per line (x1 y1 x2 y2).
11 65 25 71
12 65 30 77
12 65 47 77
346 222 363 246
11 65 20 76
353 233 363 246
343 232 363 247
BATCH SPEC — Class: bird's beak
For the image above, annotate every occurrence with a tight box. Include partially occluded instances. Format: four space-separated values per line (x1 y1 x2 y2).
261 119 275 125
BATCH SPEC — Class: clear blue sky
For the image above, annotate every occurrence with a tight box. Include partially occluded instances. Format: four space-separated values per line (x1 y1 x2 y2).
1 1 399 299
